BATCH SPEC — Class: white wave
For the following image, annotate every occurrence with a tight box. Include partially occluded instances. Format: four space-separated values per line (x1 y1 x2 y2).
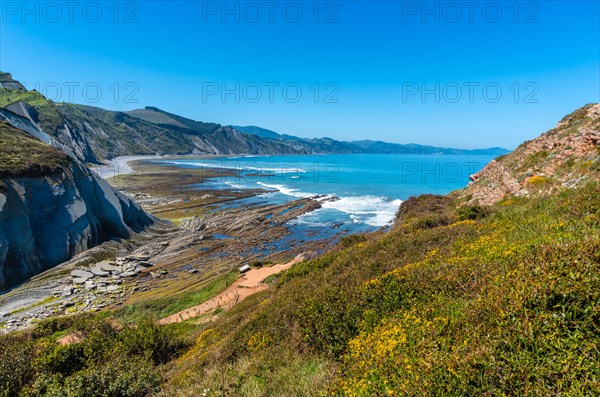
256 182 402 228
288 217 330 228
223 180 249 190
225 155 262 159
256 182 317 198
321 196 403 227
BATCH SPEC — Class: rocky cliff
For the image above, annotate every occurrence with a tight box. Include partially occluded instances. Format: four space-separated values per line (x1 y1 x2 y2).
458 103 600 205
0 73 313 163
0 109 154 291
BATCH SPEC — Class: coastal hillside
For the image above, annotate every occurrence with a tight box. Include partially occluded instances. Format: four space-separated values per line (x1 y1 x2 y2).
121 106 312 156
458 103 600 205
0 104 597 396
0 108 154 291
153 104 598 395
0 73 313 163
0 73 98 163
1 72 508 163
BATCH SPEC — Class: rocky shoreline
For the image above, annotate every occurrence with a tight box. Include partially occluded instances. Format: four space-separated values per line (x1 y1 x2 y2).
1 159 340 332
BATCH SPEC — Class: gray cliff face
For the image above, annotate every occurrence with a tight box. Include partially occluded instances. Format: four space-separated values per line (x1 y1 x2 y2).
6 101 99 164
0 109 154 291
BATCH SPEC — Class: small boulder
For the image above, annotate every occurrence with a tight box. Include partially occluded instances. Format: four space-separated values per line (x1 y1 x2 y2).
126 254 150 262
91 267 109 277
71 270 94 280
72 277 87 284
99 263 121 272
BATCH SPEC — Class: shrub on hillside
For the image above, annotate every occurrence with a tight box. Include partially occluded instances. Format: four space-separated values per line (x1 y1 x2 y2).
0 334 36 397
457 204 489 220
0 316 183 397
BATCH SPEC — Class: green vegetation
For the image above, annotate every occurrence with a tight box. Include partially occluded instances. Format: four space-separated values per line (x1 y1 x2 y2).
1 171 598 396
0 316 185 397
0 121 70 178
1 185 598 396
456 204 489 220
0 89 49 108
157 183 599 396
109 271 238 322
0 89 63 132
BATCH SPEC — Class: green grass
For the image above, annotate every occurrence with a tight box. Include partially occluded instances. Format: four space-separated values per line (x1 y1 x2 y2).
0 88 49 108
0 121 71 178
109 271 238 322
0 88 64 132
1 182 598 396
9 296 57 316
0 316 185 397
157 183 599 396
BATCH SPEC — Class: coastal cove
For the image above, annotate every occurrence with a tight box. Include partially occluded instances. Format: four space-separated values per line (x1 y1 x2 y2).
1 1 598 392
150 153 497 234
0 152 496 332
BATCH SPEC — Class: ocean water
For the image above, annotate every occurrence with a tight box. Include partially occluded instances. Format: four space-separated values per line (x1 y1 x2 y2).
156 154 496 238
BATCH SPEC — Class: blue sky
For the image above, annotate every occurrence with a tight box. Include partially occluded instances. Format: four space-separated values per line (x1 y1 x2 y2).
1 1 599 149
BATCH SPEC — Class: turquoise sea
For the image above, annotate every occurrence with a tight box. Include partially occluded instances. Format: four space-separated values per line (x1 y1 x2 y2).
155 154 496 239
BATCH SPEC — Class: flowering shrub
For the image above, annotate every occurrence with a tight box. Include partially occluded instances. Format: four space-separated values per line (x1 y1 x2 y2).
0 316 184 397
332 183 600 395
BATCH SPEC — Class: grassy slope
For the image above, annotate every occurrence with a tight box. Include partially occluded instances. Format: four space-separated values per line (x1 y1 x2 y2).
109 271 238 323
0 272 240 396
158 184 599 396
0 89 64 133
0 121 70 179
3 184 597 396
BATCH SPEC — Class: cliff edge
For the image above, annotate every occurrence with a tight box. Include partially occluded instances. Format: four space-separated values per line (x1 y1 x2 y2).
458 103 600 205
0 110 154 291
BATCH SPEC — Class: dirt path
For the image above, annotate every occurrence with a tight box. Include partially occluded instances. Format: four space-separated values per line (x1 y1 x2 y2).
157 254 305 325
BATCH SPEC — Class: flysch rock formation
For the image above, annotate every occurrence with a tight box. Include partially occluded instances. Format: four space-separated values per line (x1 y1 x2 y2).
0 107 156 291
0 194 326 333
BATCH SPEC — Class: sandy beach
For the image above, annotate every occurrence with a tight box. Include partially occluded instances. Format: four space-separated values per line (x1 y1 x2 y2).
92 154 237 180
91 155 162 179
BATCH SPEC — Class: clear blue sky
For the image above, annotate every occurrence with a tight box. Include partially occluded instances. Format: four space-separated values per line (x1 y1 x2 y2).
1 1 599 149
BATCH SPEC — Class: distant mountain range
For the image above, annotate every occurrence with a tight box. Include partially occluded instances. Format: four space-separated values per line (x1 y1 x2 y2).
0 72 509 163
233 125 510 155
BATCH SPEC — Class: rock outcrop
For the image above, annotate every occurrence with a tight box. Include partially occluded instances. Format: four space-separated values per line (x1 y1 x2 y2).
458 104 600 205
0 109 154 291
0 73 25 91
